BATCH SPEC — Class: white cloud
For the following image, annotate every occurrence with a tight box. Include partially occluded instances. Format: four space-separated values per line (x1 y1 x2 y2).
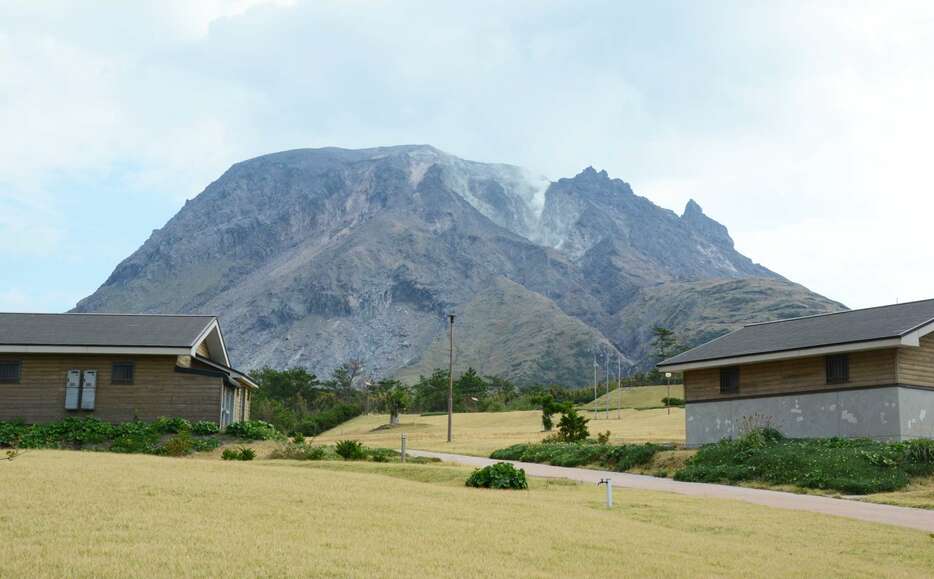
1 0 934 311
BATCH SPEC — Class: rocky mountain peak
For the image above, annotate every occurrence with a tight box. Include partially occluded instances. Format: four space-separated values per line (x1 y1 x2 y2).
681 198 734 249
74 145 837 384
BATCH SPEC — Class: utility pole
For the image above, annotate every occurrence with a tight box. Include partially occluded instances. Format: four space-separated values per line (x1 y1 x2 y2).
617 353 622 420
592 352 598 420
604 350 610 420
447 314 455 443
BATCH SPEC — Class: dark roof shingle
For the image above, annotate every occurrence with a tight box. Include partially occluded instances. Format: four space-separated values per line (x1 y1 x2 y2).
659 298 934 367
0 313 215 348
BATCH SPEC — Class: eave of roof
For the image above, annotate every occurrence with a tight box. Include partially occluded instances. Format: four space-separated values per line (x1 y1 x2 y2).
658 299 934 372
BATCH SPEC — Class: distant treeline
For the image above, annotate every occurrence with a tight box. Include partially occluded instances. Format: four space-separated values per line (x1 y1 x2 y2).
250 362 679 436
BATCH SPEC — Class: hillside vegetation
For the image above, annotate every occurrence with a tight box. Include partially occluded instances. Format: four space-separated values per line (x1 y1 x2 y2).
1 451 932 577
396 277 623 387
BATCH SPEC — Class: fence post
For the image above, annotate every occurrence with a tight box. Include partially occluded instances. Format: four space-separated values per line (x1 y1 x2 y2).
401 433 407 463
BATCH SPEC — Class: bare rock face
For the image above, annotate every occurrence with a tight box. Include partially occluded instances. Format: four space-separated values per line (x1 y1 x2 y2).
74 145 842 385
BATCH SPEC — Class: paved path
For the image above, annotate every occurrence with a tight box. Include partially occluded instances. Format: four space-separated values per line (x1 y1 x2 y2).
409 450 934 533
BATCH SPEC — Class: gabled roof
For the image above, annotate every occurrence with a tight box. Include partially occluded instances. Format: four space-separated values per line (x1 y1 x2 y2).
658 298 934 371
0 313 216 348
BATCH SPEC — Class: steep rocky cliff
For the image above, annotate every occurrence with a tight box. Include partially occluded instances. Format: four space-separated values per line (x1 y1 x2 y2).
74 145 843 385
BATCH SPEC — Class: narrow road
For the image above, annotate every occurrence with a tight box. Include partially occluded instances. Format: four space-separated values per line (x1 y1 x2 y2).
409 450 934 533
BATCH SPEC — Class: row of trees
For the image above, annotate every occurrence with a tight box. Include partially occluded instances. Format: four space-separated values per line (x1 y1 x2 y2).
250 326 686 434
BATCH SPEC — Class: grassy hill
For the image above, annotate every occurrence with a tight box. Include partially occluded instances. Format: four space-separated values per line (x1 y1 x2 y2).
318 408 685 456
580 384 685 412
396 277 622 386
2 450 932 577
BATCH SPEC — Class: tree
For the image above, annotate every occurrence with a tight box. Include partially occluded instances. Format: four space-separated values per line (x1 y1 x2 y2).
373 379 411 425
556 408 590 442
412 369 450 412
533 394 569 432
651 326 678 363
455 367 488 410
486 376 518 404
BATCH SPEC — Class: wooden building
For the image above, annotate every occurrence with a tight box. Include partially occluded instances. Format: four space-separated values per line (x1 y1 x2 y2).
0 313 257 427
658 299 934 446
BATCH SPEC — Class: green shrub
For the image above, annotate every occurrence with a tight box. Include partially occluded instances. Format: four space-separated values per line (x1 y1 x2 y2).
109 421 161 454
0 421 27 447
556 408 589 442
335 439 366 461
466 463 528 489
153 417 192 434
661 397 685 407
291 432 306 445
491 441 661 471
368 447 395 463
225 420 281 441
674 435 913 494
596 431 611 444
294 404 362 436
605 444 661 471
162 432 194 457
191 437 221 452
192 421 220 435
269 442 327 460
222 447 256 461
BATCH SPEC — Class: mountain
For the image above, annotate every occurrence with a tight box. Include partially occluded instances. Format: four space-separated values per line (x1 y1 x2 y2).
74 145 843 385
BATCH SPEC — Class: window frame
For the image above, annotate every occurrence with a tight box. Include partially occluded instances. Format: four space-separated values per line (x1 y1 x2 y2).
825 354 850 385
0 360 22 384
719 366 740 394
111 361 135 385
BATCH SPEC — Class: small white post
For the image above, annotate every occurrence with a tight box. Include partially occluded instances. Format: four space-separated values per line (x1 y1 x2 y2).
401 433 407 463
598 478 613 508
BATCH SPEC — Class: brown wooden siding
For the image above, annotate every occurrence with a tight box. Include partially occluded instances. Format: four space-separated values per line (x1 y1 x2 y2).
196 341 211 358
684 348 898 402
897 333 934 387
0 354 225 424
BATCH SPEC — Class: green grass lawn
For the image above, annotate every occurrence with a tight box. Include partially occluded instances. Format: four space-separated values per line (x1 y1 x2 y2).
1 450 932 578
580 383 685 411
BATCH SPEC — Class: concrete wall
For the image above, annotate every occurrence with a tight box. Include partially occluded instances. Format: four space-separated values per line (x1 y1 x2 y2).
685 386 934 446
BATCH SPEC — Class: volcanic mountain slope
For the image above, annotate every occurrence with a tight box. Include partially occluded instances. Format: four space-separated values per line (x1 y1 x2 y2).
74 145 843 385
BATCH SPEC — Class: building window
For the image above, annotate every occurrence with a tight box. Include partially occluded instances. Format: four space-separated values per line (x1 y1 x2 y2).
719 366 740 394
111 362 135 384
0 361 22 384
826 354 849 385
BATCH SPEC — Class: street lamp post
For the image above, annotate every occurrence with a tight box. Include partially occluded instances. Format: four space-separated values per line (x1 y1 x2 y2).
665 372 672 415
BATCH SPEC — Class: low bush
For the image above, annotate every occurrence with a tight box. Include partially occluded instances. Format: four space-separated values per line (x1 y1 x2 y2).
490 441 662 471
153 416 192 434
225 420 281 441
191 437 221 452
269 442 327 461
335 439 366 461
674 428 923 494
0 417 224 456
661 397 685 407
222 447 256 461
192 421 220 435
368 447 395 463
466 462 528 489
162 432 195 457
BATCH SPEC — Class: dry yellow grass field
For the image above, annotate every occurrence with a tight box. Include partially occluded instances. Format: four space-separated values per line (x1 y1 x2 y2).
316 408 685 456
1 451 932 578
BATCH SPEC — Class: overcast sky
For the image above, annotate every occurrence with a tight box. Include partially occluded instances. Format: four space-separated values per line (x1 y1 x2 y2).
2 0 933 312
